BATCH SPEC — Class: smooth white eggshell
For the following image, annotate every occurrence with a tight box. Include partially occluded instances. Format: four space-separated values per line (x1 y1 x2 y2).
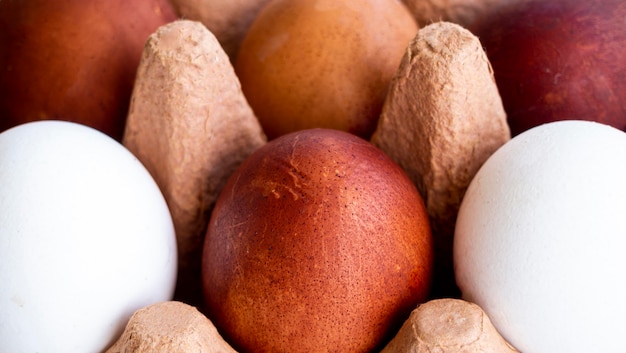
0 121 177 353
454 120 626 353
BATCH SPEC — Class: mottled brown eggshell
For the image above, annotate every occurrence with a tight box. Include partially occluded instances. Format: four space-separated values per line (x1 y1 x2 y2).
0 0 177 140
371 22 509 298
235 0 418 140
202 128 433 353
123 20 266 307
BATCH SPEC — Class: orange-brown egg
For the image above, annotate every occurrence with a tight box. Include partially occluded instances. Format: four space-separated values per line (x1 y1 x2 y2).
235 0 418 140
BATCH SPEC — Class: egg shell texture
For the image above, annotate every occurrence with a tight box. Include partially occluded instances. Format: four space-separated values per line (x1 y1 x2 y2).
235 0 418 140
454 120 626 353
471 0 626 136
0 121 177 353
202 128 433 353
0 0 177 140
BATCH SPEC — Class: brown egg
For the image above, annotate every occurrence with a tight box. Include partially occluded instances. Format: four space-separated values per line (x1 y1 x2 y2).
202 128 433 353
471 0 626 136
0 0 177 140
234 0 418 140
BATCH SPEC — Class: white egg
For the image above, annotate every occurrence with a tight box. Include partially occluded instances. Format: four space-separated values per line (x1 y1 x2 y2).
0 121 177 353
454 120 626 353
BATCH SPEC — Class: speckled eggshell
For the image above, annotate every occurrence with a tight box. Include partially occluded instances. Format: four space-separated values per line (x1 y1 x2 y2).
202 128 433 353
454 120 626 353
0 121 177 353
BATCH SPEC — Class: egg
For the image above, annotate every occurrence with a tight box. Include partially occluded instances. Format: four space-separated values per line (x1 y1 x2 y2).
0 121 177 352
454 120 626 352
470 0 626 136
202 128 433 353
234 0 418 140
0 0 177 140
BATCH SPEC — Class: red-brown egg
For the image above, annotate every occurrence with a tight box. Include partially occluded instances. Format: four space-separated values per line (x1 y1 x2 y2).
202 128 433 353
0 0 177 140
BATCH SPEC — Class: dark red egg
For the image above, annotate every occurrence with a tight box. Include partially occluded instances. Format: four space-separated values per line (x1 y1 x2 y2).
472 0 626 136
